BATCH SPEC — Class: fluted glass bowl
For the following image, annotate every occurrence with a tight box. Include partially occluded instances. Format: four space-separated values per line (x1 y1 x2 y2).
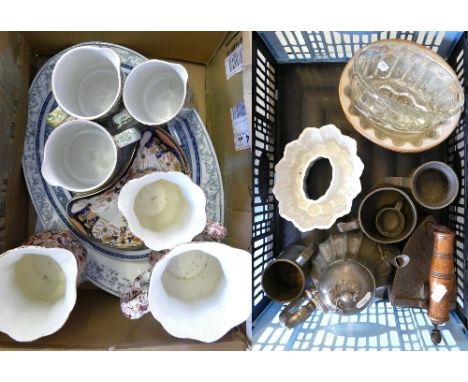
350 39 464 134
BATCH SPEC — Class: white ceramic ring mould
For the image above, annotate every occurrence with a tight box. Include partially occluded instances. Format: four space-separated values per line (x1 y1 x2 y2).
273 124 364 231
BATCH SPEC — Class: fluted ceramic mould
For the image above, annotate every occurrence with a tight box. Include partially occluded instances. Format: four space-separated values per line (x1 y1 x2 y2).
273 124 364 231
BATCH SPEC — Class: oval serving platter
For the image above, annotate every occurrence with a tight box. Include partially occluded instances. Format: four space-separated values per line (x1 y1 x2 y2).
22 42 224 297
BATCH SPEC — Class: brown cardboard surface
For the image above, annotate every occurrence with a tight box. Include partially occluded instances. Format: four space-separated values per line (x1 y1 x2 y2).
206 32 252 251
177 61 207 123
0 290 247 350
0 32 31 253
242 32 252 135
21 32 227 65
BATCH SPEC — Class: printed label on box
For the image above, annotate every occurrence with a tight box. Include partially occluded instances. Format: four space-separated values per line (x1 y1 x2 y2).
230 101 250 151
225 44 243 80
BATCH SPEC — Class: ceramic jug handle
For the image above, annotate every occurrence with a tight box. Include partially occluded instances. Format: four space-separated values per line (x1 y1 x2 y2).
195 220 228 242
279 289 317 329
112 108 135 130
121 221 228 320
384 176 412 188
337 219 360 232
120 269 152 319
113 127 142 148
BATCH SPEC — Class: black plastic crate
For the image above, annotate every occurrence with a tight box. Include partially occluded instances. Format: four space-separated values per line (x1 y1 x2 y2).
252 31 468 341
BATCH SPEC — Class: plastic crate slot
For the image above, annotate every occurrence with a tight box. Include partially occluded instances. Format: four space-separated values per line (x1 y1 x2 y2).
259 31 462 64
252 37 278 319
425 32 436 45
254 293 265 306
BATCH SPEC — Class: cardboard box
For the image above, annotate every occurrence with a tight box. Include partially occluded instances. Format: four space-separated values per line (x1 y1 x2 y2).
0 31 251 350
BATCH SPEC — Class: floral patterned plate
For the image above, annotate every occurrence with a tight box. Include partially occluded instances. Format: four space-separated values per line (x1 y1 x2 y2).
22 42 224 297
67 127 191 251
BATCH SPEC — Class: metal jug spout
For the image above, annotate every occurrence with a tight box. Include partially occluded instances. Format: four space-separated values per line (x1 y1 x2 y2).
279 287 325 329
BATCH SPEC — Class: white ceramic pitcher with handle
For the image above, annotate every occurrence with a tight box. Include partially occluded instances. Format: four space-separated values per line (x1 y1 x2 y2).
52 46 122 120
117 171 207 251
150 241 251 342
0 230 86 342
41 119 141 193
120 222 252 343
123 59 188 125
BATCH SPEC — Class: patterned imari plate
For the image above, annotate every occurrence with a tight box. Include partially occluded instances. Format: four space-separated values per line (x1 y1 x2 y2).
22 42 224 297
67 127 191 251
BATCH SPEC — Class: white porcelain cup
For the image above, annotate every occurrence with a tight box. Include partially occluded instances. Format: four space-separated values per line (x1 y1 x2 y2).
41 120 141 193
117 171 206 251
123 59 188 125
52 46 122 120
0 230 86 342
148 241 252 342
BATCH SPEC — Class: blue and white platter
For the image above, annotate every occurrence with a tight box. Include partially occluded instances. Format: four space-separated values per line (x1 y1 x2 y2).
22 42 224 297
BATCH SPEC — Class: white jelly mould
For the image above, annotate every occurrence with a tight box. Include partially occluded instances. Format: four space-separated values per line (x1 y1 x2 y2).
273 124 364 231
148 241 252 342
117 171 207 251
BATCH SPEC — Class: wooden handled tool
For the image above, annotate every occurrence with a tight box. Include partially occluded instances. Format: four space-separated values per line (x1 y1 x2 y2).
428 226 455 344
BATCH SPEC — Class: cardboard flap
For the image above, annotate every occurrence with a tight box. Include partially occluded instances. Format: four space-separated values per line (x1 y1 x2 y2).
21 32 227 64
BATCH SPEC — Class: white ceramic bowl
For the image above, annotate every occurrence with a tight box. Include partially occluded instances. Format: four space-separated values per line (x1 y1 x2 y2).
273 124 364 231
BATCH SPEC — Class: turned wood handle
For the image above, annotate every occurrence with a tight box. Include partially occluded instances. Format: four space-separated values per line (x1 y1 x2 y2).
428 228 455 325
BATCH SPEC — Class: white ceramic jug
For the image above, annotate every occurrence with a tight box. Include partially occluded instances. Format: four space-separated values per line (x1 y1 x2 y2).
117 171 207 251
148 241 252 342
41 119 141 193
52 46 122 120
123 59 188 125
0 231 86 342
